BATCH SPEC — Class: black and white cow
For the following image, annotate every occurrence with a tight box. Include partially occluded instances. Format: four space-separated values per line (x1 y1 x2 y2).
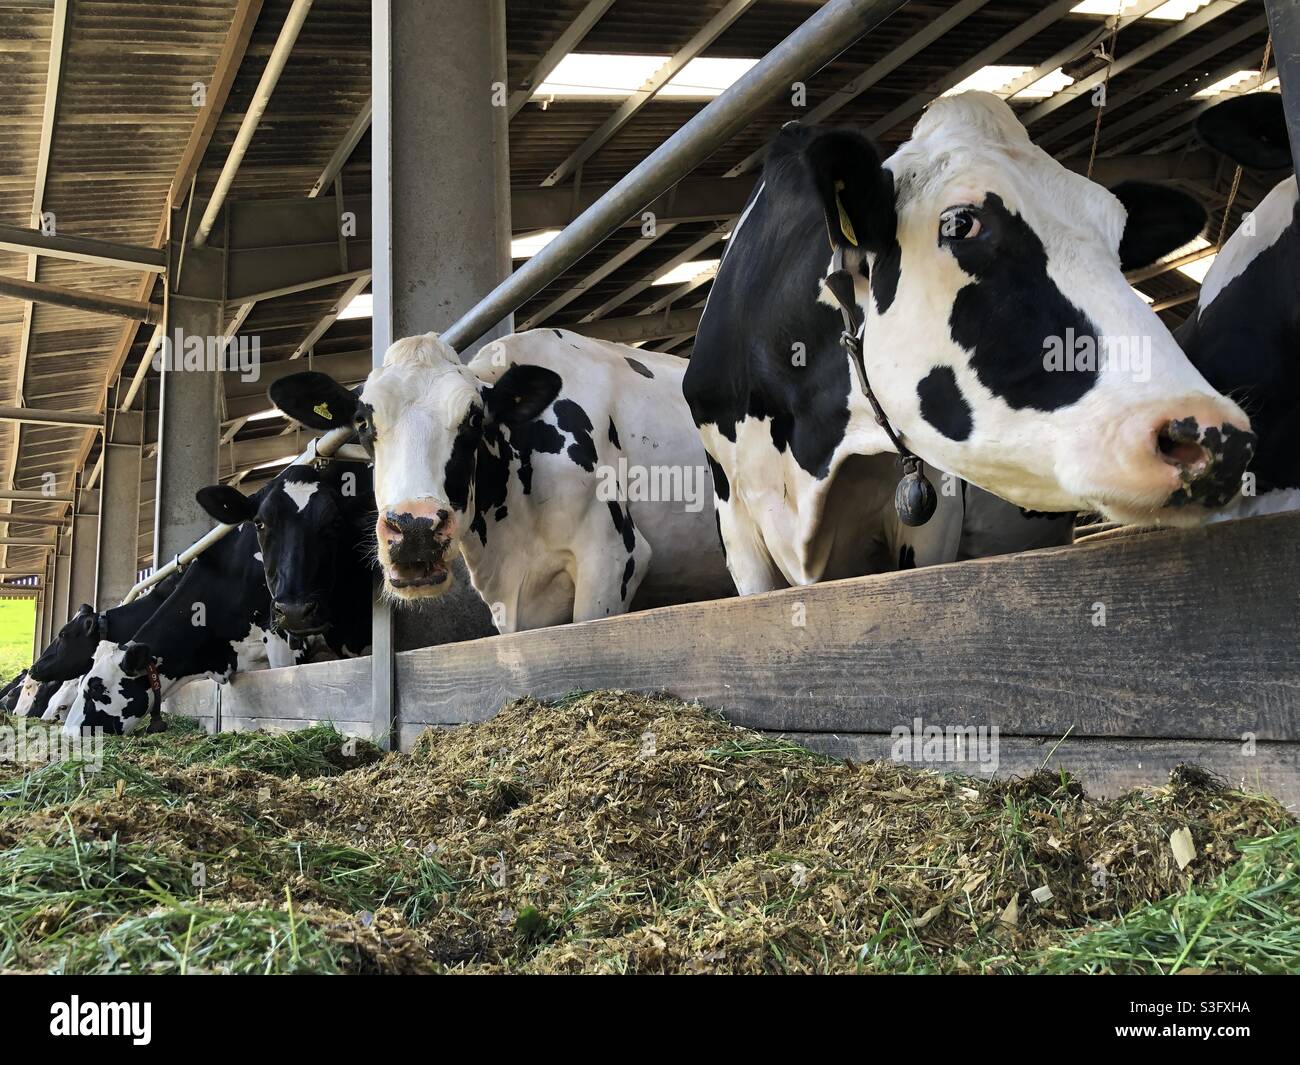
0 669 28 712
28 574 181 684
65 462 373 735
269 329 735 631
683 92 1256 594
196 461 375 657
1174 91 1299 517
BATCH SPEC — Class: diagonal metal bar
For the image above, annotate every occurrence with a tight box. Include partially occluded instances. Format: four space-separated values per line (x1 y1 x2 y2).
509 0 617 118
579 224 729 322
541 0 759 187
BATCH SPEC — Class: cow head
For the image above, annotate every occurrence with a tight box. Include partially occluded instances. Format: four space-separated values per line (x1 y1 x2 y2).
65 641 158 736
196 466 355 636
270 335 560 601
30 603 102 682
804 92 1255 524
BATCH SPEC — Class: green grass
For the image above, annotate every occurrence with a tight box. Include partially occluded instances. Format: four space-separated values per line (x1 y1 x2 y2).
1031 826 1300 974
0 598 35 681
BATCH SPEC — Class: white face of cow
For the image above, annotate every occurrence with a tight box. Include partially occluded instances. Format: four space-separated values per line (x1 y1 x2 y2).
269 334 562 602
824 93 1254 524
360 335 485 599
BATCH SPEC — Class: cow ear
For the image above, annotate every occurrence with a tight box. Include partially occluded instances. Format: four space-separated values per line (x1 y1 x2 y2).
800 126 896 255
196 484 258 526
1197 93 1291 171
1112 182 1207 271
269 372 359 431
121 642 154 677
483 364 563 428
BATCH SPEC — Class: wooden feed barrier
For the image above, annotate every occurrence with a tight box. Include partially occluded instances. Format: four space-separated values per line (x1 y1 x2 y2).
166 510 1300 807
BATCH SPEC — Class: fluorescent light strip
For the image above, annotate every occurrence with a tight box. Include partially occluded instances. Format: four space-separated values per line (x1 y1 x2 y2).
652 259 719 286
533 54 758 100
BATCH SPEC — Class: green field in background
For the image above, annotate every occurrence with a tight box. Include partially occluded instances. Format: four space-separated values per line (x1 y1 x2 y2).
0 599 35 680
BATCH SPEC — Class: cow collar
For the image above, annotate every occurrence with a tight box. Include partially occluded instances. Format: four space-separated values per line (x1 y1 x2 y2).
144 662 162 700
824 247 937 527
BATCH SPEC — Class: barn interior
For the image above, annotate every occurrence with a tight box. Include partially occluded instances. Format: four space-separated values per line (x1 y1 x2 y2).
0 0 1284 651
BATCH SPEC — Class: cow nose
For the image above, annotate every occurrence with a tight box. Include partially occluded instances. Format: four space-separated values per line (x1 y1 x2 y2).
1154 412 1256 510
273 599 327 634
382 506 452 563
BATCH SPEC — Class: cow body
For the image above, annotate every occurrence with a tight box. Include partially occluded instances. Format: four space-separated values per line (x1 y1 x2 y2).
1174 93 1299 517
684 93 1253 594
270 330 734 631
29 573 181 684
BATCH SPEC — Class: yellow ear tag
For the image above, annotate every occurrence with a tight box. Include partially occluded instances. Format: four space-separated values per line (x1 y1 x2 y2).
834 180 859 247
313 401 332 420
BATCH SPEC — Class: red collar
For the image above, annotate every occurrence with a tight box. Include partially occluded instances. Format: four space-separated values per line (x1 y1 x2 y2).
145 662 161 698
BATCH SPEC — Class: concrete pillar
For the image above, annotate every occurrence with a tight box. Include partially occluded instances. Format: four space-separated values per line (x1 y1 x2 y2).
68 483 98 616
371 0 508 747
153 295 221 563
51 530 72 632
96 397 143 608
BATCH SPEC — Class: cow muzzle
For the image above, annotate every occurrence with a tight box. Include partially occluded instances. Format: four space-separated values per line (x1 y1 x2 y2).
273 598 330 636
1084 397 1256 524
376 500 458 598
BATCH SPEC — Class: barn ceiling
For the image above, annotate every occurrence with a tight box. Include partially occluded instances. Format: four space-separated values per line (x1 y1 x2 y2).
0 0 1283 579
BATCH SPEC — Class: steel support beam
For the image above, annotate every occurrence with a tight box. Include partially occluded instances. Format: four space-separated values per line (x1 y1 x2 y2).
0 406 103 429
51 528 72 633
572 306 703 343
444 0 910 352
0 223 167 273
508 0 616 118
0 275 161 323
68 486 98 614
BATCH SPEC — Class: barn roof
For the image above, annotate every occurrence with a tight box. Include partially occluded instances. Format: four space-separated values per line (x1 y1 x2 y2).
0 0 1281 578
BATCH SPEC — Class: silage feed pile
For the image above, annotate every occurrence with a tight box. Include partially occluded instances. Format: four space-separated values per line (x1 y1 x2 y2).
0 690 1296 975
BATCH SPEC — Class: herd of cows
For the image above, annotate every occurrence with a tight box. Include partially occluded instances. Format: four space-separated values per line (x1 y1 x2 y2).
1 90 1295 735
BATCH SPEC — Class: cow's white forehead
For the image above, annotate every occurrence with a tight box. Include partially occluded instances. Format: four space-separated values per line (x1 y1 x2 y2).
282 480 319 512
887 92 1125 251
363 336 481 430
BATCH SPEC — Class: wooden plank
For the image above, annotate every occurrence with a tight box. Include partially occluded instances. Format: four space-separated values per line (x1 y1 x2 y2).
785 733 1299 808
394 513 1300 740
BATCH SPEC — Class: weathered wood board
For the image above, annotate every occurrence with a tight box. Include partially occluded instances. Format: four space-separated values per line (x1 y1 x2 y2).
165 512 1300 805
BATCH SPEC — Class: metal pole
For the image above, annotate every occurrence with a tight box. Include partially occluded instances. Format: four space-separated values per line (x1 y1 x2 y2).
193 0 315 248
0 406 103 428
441 0 909 352
1265 0 1300 179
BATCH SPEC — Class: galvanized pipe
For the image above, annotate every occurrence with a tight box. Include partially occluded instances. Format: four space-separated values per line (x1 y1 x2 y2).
0 405 102 429
193 0 315 248
441 0 910 351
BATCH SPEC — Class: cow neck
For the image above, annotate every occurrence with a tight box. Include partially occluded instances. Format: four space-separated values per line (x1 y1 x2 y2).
823 247 937 527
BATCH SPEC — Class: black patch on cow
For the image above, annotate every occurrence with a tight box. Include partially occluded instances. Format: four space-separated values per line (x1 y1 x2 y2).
554 329 564 339
511 419 565 495
897 545 915 570
705 454 730 503
444 409 482 513
606 500 636 553
917 365 973 441
684 125 875 482
494 505 508 522
554 399 597 471
1176 194 1300 493
947 193 1099 412
621 556 635 601
607 417 621 448
871 239 902 315
470 426 513 546
624 357 654 379
484 365 562 427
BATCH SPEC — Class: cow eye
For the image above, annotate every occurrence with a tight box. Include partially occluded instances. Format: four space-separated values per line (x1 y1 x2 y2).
254 519 266 531
939 206 982 241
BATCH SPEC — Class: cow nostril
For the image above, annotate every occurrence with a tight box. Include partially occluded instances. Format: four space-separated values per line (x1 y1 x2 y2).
384 512 403 536
1157 422 1208 472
